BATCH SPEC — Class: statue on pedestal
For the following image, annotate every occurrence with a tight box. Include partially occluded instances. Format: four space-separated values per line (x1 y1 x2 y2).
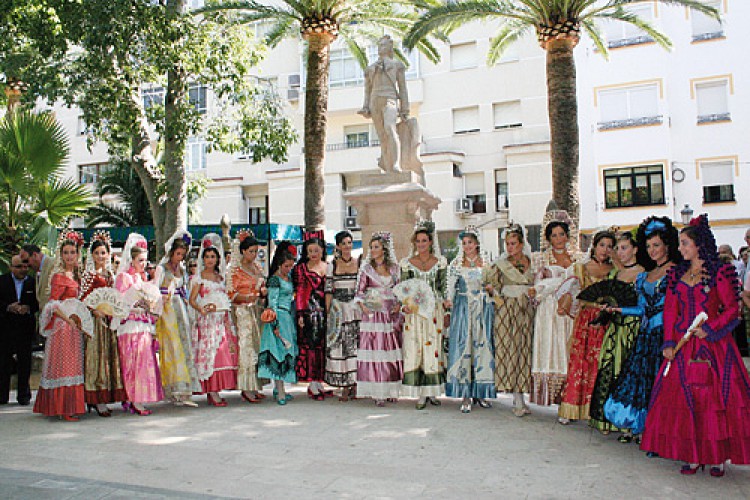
358 35 422 175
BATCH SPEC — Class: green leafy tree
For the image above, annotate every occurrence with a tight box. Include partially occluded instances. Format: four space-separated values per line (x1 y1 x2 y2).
405 0 719 222
202 0 441 230
0 111 91 270
7 0 297 256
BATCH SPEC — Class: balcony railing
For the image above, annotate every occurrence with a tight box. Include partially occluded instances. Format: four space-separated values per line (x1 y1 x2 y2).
598 115 663 131
325 139 380 152
697 112 731 124
608 35 654 49
692 31 724 42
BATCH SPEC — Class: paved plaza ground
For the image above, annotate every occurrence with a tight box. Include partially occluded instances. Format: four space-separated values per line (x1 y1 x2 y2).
1 387 749 500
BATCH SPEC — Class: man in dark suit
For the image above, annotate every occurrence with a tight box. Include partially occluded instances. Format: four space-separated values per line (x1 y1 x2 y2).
0 255 39 405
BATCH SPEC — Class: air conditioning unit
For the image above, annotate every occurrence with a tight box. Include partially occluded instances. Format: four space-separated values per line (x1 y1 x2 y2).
288 73 301 87
287 88 299 101
344 216 359 230
455 197 473 214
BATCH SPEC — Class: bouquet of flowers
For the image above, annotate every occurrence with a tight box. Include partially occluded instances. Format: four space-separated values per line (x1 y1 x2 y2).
394 279 436 319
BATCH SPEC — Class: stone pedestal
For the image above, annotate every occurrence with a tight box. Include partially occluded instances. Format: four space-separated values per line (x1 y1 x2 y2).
345 172 441 260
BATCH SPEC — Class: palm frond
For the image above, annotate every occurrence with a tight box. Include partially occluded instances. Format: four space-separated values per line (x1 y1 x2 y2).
598 7 671 49
487 20 529 66
34 178 93 226
0 110 69 182
580 18 609 59
265 18 297 47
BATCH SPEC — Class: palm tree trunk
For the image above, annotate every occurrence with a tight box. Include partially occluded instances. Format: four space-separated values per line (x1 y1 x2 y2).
545 38 579 223
303 34 334 232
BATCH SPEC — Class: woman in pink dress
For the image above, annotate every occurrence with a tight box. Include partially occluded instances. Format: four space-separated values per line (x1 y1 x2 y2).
114 233 164 416
34 231 87 420
641 215 750 477
189 233 238 406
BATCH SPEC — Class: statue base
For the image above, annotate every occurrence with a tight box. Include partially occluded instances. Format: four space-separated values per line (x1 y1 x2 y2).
344 172 441 260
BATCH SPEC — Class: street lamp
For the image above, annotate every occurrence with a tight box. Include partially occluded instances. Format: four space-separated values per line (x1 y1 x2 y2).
680 204 694 225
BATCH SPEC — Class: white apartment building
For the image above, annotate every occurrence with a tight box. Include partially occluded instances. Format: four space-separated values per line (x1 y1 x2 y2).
56 0 749 256
577 0 749 250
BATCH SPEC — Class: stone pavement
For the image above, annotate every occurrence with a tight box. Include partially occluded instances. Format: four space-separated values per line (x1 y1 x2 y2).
1 389 749 499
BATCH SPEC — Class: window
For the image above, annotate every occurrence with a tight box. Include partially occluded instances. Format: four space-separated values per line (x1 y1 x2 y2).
143 86 165 110
77 116 90 136
701 160 735 203
603 165 665 208
248 195 268 224
329 48 364 87
344 125 371 149
493 101 522 129
495 170 509 210
692 0 723 41
453 106 480 134
602 2 654 48
450 42 478 70
695 79 730 123
597 83 661 130
465 173 486 214
186 137 207 171
366 45 419 80
78 162 108 185
189 85 208 114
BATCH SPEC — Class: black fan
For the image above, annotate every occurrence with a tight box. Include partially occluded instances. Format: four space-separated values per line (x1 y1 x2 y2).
577 279 638 326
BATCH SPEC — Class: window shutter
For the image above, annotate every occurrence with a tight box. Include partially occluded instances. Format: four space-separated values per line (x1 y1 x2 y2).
464 173 485 195
453 106 480 133
701 161 733 186
696 81 728 116
451 42 478 70
493 101 522 128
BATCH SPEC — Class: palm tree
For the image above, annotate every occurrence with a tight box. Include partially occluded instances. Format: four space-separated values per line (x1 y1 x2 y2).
0 111 91 269
405 0 719 223
201 1 440 230
86 156 153 228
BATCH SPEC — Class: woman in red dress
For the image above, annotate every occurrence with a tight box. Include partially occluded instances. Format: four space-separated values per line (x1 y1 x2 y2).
641 215 750 476
34 231 87 421
293 234 329 399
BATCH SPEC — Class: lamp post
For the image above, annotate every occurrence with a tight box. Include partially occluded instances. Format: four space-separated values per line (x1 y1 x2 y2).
680 204 694 225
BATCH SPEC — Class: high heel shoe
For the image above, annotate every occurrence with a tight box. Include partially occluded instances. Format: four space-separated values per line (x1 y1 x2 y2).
207 393 228 407
415 399 427 410
272 389 293 402
460 402 471 414
131 405 152 416
307 387 324 401
87 404 112 417
617 434 633 444
241 392 262 404
473 398 492 409
680 464 704 475
428 397 441 406
122 401 133 413
709 466 725 477
60 415 79 422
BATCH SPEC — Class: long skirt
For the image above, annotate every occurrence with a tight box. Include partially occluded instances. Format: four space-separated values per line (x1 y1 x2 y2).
530 296 574 405
558 305 607 420
324 300 360 387
34 318 86 417
296 309 326 382
493 296 533 393
155 297 200 397
401 304 446 398
588 314 640 432
356 306 403 399
84 316 127 404
117 314 163 404
258 310 298 383
604 326 664 435
641 336 750 464
445 294 496 399
236 305 266 391
193 311 238 392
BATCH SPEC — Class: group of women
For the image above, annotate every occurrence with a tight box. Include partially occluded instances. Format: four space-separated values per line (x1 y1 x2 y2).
30 210 750 476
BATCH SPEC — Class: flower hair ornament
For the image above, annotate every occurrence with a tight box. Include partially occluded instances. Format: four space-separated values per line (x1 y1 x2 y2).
50 229 85 285
227 229 257 292
365 231 396 267
116 233 148 276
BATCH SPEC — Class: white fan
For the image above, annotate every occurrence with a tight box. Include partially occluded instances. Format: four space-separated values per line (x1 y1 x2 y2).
58 298 95 337
123 281 164 316
83 287 131 318
393 278 436 319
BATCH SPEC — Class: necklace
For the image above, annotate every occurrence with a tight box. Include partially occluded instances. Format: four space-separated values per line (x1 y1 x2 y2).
339 255 353 263
655 259 670 269
622 262 638 269
553 248 566 255
688 267 703 280
465 254 480 268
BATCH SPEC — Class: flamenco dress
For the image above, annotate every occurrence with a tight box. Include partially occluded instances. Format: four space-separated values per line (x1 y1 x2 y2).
292 263 327 382
324 261 361 388
641 265 750 464
229 264 266 392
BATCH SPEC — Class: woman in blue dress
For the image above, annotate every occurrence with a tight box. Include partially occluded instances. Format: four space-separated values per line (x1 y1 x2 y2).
603 217 680 442
445 226 495 414
258 242 299 405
